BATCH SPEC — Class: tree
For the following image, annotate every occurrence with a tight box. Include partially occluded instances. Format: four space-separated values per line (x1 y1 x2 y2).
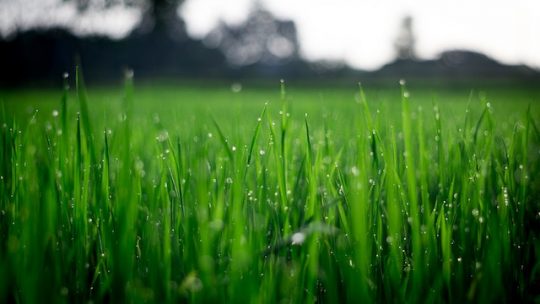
394 15 416 60
205 3 300 66
136 0 186 37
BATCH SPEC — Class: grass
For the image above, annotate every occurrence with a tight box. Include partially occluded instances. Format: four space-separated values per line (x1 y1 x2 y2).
1 71 540 303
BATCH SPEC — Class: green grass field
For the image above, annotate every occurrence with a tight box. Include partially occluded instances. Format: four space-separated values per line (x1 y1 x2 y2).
1 71 540 303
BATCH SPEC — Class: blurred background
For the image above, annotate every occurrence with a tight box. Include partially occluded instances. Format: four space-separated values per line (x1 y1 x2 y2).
0 0 539 86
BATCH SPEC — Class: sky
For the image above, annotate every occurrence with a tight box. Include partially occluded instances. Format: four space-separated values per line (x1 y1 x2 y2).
1 0 539 70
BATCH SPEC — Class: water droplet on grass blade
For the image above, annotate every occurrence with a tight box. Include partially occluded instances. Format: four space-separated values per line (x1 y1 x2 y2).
156 130 169 142
231 82 242 93
125 68 134 79
60 287 69 296
291 232 305 245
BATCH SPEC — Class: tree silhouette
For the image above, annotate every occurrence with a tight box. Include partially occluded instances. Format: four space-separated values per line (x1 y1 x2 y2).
206 3 300 66
394 16 416 60
136 0 186 37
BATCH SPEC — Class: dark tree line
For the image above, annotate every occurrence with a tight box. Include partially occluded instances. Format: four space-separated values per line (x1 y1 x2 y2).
0 3 537 86
0 1 314 85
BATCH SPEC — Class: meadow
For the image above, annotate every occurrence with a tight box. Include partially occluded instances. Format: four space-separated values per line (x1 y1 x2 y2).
1 70 539 303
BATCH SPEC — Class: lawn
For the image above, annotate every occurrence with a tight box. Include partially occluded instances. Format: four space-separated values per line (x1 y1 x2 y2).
1 72 539 303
